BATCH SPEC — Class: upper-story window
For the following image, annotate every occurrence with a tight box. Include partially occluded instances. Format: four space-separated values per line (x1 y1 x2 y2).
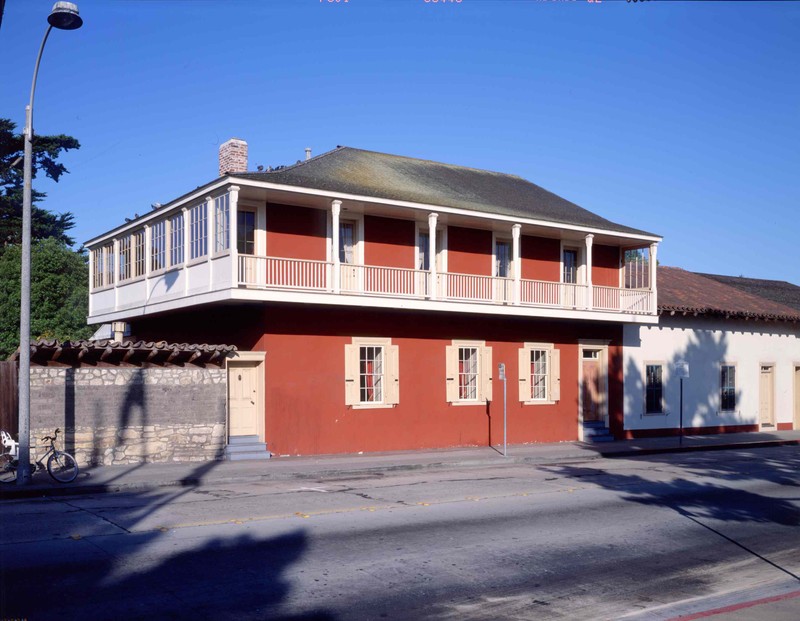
151 220 166 272
563 248 578 284
170 212 184 266
92 244 115 289
339 221 355 264
418 231 430 270
119 235 132 281
133 230 146 277
215 194 230 253
189 203 207 260
495 240 511 278
237 211 255 255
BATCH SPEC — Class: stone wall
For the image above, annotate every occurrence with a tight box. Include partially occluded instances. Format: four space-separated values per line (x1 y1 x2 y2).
29 366 227 466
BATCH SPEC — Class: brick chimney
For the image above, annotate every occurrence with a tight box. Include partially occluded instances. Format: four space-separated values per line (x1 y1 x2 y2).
219 138 248 176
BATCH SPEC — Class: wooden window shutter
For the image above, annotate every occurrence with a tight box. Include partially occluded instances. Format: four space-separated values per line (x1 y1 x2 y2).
445 345 458 403
480 346 493 402
518 347 530 402
344 344 359 406
549 348 561 402
385 344 400 406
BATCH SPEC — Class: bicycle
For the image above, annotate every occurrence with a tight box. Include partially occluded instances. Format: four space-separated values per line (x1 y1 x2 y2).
0 427 79 484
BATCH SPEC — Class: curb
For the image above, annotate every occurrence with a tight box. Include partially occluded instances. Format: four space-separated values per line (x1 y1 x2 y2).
600 438 800 458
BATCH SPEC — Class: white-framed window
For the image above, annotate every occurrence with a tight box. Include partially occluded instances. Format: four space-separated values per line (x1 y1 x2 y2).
644 362 664 414
339 220 356 264
92 244 115 289
170 212 184 266
518 343 560 404
563 248 579 284
214 194 230 253
133 230 146 277
151 220 166 272
118 235 132 281
720 363 736 412
446 340 492 404
189 203 207 260
237 210 256 255
344 338 399 408
494 239 511 278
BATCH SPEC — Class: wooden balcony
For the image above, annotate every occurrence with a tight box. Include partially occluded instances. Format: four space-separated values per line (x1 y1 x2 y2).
238 255 655 315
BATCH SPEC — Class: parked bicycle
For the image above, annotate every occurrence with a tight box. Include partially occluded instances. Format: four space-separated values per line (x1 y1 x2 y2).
0 427 79 484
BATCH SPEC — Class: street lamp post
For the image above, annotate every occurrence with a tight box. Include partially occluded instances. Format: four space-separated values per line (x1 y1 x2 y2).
17 2 83 485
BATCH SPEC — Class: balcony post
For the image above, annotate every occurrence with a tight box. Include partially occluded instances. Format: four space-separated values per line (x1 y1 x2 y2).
649 242 658 313
144 223 152 299
182 206 190 295
428 212 438 300
331 200 342 293
205 196 214 289
585 233 594 310
113 238 120 311
229 186 240 286
512 223 521 305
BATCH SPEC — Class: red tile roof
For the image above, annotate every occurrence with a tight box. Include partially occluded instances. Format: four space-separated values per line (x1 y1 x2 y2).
658 267 800 322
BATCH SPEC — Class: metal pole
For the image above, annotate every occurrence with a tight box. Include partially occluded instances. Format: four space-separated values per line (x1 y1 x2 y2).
503 370 507 457
17 25 53 485
679 377 684 447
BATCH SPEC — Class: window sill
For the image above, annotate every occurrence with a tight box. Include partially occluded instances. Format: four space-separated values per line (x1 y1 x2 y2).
522 400 557 406
119 275 146 286
187 256 208 267
450 400 488 407
351 403 395 410
212 249 231 260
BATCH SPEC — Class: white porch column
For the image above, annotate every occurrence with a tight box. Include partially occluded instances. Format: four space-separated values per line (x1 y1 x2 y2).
585 233 594 310
331 200 342 293
428 212 438 300
229 186 240 286
88 248 94 316
206 195 214 290
113 238 120 311
512 224 521 305
182 207 190 295
144 223 152 299
649 242 658 313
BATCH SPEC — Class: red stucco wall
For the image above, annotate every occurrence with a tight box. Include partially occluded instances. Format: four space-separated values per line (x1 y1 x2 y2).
521 236 561 281
133 305 624 456
592 244 621 287
266 203 327 261
364 216 415 268
447 226 493 276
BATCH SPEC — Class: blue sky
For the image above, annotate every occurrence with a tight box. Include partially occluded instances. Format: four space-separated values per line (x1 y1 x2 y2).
2 0 799 284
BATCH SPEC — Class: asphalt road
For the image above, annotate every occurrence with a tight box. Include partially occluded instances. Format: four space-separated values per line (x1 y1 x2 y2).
1 446 798 620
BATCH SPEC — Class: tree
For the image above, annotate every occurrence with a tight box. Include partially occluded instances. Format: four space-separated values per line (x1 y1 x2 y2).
0 118 80 246
0 239 92 359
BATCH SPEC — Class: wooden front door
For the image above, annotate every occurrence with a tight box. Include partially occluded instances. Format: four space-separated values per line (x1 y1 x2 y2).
582 352 603 422
229 363 260 436
759 365 775 428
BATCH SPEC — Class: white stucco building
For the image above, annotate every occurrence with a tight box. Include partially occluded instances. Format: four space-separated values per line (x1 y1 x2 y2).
623 267 800 437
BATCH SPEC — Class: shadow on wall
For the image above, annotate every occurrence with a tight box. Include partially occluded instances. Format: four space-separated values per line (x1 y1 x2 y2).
1 461 334 620
625 329 740 434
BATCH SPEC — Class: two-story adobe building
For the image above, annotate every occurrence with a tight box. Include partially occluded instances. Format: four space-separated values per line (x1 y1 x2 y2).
86 140 661 457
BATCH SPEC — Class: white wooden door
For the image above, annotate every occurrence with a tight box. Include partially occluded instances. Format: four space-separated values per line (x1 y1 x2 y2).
229 364 260 436
759 365 775 428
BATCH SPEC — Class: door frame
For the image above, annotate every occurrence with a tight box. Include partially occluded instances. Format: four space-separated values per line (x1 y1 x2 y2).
227 351 266 442
578 340 610 440
794 364 800 430
758 362 776 429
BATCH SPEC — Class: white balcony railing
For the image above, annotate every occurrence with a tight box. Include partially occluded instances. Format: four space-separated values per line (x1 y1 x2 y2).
235 255 654 315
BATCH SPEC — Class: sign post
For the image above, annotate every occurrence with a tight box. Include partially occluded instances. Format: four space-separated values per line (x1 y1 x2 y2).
674 360 690 446
498 363 507 457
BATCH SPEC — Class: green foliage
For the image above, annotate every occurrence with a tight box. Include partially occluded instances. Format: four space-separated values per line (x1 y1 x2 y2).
0 238 92 359
0 118 80 246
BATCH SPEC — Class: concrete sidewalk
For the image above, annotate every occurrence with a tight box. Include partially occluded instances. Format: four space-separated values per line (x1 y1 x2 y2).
2 429 798 500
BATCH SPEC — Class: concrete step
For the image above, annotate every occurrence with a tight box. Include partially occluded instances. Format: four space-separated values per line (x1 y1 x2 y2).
583 422 615 443
226 435 270 461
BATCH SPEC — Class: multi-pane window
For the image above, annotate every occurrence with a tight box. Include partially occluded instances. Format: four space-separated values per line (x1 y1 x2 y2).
418 231 430 270
359 346 384 404
189 203 207 260
563 249 578 284
458 347 480 401
530 350 548 400
133 230 146 277
344 338 399 407
721 365 736 411
237 211 255 255
170 213 184 266
339 221 355 264
92 244 115 289
119 235 132 281
151 220 166 272
215 194 230 253
645 364 664 414
495 240 511 278
518 343 560 404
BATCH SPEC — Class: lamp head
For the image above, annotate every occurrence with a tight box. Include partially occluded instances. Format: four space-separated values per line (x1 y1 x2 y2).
47 2 83 30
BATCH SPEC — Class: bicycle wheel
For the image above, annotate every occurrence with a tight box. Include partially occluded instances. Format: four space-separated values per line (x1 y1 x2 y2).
47 451 78 483
0 454 16 483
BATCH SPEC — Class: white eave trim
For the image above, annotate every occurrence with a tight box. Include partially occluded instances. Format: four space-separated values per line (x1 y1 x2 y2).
85 176 662 248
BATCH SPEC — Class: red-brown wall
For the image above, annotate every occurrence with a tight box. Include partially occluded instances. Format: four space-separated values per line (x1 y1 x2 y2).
364 215 415 268
521 236 560 281
266 203 327 261
447 226 493 276
133 305 624 456
592 244 621 287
